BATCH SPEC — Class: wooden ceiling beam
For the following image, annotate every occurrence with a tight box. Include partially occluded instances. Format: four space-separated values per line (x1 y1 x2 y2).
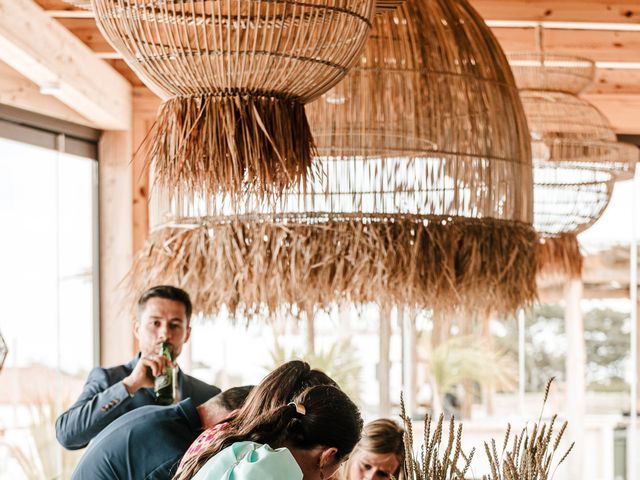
590 68 640 94
0 0 130 130
56 18 114 55
492 27 640 63
471 1 640 24
0 60 93 126
583 93 640 133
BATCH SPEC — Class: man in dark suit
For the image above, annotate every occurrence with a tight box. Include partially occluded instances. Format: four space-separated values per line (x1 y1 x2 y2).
70 386 252 480
56 285 220 450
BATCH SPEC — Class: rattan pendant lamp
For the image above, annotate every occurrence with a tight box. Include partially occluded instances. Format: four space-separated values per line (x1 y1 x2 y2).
507 51 637 278
91 0 376 199
132 0 536 318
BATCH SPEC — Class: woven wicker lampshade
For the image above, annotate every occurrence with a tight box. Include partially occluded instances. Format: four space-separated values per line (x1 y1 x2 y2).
92 0 375 199
132 0 535 318
508 52 638 278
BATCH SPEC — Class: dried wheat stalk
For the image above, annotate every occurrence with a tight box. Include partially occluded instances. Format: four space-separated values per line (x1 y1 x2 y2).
482 378 575 480
399 395 474 480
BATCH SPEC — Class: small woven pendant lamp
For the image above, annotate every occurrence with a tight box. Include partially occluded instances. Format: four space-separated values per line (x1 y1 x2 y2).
131 0 535 318
91 0 376 199
507 52 638 278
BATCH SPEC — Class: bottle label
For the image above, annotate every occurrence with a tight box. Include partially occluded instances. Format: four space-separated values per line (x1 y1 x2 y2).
155 372 172 391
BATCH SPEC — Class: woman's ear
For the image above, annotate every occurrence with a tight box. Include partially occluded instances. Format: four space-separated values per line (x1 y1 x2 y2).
319 447 339 469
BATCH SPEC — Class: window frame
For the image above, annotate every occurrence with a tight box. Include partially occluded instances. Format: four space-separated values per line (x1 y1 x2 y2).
0 105 101 366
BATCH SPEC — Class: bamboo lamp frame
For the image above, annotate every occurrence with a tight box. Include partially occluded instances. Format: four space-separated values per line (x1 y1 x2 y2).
508 52 638 278
132 0 536 318
92 0 376 199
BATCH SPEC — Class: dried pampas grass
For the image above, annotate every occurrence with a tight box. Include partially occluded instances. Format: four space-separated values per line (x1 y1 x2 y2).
398 378 574 480
536 233 583 279
145 95 315 199
482 378 574 480
399 395 474 480
129 213 537 318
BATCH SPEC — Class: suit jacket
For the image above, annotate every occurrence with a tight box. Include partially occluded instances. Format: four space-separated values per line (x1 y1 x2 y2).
56 354 220 450
71 399 203 480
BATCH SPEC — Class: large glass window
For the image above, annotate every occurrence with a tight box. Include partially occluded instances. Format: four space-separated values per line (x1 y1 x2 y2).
0 112 99 479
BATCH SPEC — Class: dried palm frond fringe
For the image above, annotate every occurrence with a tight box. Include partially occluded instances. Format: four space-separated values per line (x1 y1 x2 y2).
129 213 537 318
482 378 574 480
399 394 474 480
143 95 315 200
536 233 583 279
93 0 374 197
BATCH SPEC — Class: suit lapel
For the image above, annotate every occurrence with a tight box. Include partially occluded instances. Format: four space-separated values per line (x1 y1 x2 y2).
178 369 191 401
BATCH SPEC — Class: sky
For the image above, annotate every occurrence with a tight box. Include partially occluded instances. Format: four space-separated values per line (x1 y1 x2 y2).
579 175 640 250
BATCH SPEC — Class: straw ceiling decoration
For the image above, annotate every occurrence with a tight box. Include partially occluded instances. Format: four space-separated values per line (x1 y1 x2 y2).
131 0 535 318
508 52 638 278
92 0 376 199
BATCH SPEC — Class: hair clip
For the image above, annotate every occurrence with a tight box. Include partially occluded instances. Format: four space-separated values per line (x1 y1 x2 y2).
288 401 306 416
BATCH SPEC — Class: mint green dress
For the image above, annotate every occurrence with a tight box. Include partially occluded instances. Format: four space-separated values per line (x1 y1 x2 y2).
190 441 303 480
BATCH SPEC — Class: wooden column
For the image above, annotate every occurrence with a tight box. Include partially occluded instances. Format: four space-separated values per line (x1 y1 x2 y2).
480 311 495 416
401 308 417 418
564 277 585 480
99 88 159 365
637 295 640 410
379 305 391 416
305 307 316 356
99 131 134 366
131 87 161 255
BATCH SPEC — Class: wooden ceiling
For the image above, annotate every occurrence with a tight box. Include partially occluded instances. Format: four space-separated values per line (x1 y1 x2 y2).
1 0 639 133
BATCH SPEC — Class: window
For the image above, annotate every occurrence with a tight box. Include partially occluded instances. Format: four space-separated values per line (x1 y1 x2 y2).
0 107 99 479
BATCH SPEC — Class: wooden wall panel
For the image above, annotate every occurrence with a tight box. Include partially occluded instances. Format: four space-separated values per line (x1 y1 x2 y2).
99 130 135 365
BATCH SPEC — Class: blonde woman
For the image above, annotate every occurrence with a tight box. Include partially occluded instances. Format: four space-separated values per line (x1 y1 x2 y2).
339 419 405 480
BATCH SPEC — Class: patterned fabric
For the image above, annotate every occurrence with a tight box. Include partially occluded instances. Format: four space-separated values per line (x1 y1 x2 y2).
177 422 229 473
190 441 303 480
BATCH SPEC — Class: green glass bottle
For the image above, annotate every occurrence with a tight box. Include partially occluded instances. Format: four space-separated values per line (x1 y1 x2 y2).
154 342 174 405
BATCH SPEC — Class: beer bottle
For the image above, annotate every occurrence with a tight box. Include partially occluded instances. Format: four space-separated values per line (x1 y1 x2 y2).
154 342 174 405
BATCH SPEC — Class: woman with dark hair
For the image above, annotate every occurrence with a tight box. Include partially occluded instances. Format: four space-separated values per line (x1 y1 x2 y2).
175 360 362 479
338 419 405 480
176 384 362 480
176 360 338 474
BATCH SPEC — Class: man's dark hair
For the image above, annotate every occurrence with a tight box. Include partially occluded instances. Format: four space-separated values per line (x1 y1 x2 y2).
215 385 254 411
137 285 193 321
